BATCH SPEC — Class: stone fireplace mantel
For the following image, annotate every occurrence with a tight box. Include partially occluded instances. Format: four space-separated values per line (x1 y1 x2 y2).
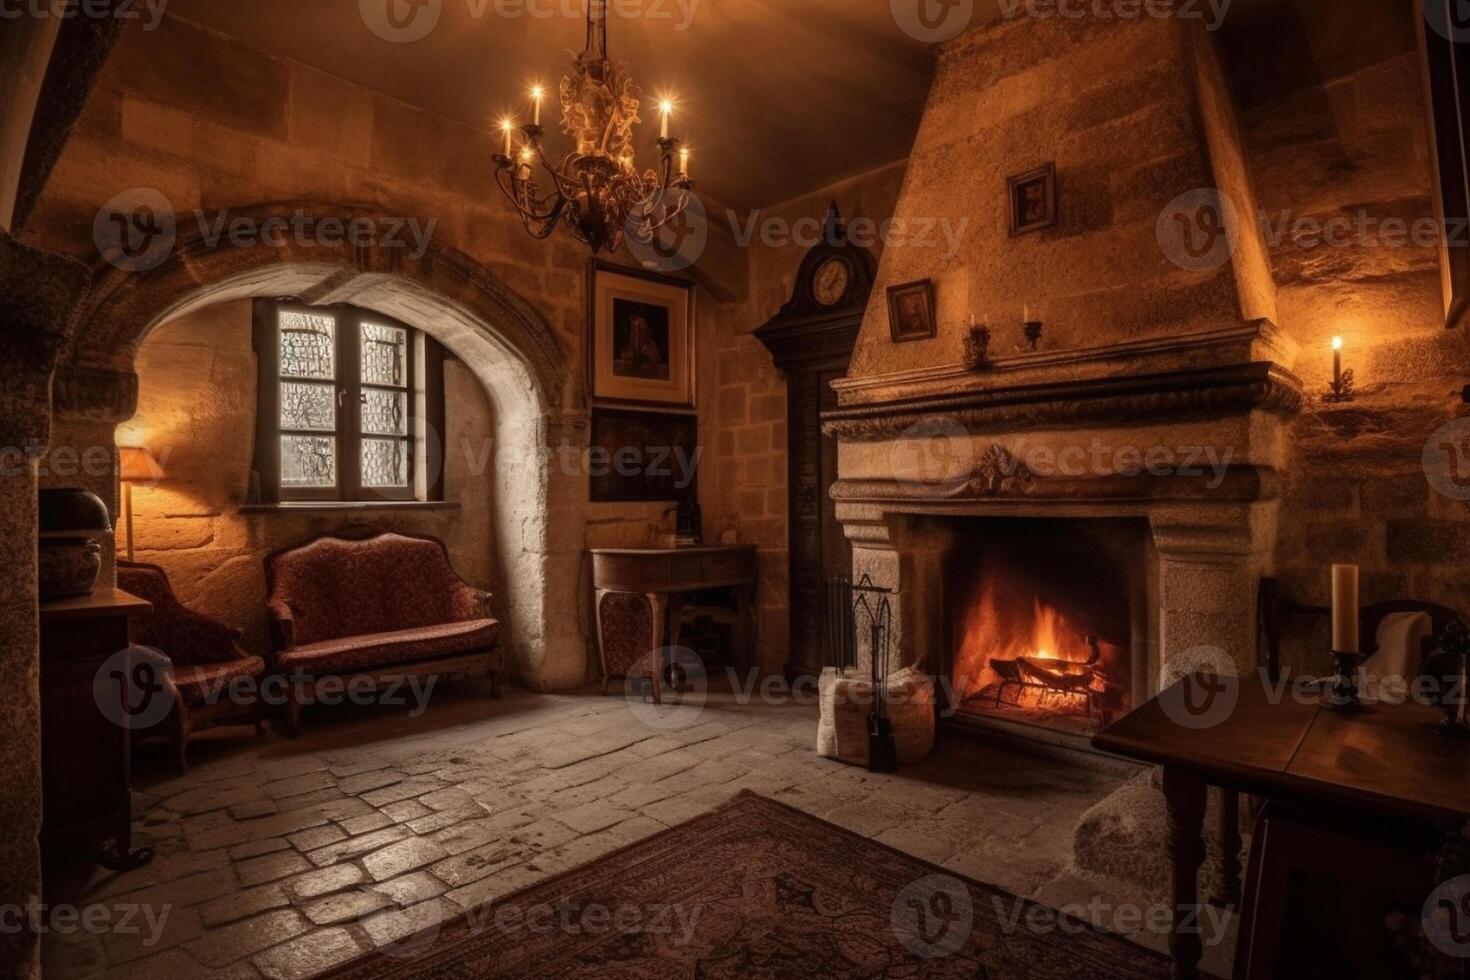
825 320 1301 725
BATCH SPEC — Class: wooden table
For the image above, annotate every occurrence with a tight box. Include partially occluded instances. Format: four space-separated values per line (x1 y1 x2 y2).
591 546 757 702
1093 674 1470 979
40 586 154 869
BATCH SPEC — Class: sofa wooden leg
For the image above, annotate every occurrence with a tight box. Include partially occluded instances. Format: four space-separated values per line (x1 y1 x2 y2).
287 694 304 738
174 706 191 775
601 673 611 695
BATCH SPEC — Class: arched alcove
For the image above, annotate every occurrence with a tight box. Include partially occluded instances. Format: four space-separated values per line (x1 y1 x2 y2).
59 204 592 691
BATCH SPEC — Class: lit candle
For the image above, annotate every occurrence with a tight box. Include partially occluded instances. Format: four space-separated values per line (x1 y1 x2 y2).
501 119 513 159
1332 335 1343 388
678 147 690 177
660 100 672 140
1024 303 1034 323
1331 564 1360 654
531 86 543 127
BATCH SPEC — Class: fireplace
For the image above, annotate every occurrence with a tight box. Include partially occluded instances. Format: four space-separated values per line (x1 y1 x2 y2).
942 518 1153 740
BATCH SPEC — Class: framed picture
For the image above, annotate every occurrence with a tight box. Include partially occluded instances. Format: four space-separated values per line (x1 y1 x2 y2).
886 278 937 343
589 408 700 502
1008 163 1057 236
589 260 695 408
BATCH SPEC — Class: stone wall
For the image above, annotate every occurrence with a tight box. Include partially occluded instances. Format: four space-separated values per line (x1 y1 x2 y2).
20 15 737 688
1215 0 1470 666
703 163 907 670
117 298 500 661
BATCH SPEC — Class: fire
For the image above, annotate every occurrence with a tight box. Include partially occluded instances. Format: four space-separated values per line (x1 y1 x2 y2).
952 567 1104 706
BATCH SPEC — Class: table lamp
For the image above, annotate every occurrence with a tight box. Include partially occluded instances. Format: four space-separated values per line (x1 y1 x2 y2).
118 446 166 561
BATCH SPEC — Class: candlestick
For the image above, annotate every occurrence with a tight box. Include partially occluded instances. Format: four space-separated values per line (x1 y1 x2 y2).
501 120 513 159
531 86 544 127
1326 335 1355 402
1332 336 1342 387
678 147 690 177
660 100 672 140
1332 564 1359 653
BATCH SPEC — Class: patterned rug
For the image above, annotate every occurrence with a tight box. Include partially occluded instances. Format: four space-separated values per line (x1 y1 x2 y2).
328 790 1172 979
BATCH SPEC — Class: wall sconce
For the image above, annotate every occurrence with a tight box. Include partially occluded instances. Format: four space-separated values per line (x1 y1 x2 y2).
1325 336 1355 403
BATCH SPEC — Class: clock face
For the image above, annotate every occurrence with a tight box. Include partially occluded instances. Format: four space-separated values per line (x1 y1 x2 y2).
813 259 850 307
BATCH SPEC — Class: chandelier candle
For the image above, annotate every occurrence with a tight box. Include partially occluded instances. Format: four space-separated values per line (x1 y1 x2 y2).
679 147 690 178
489 2 694 254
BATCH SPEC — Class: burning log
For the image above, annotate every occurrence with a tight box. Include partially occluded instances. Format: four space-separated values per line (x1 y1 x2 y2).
988 635 1103 717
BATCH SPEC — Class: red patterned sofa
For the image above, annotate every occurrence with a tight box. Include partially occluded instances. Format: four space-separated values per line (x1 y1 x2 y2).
265 532 502 734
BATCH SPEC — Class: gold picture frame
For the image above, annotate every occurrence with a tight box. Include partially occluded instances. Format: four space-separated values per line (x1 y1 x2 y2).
588 260 696 408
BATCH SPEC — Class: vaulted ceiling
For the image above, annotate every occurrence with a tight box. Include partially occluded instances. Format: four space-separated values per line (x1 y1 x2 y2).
166 0 948 209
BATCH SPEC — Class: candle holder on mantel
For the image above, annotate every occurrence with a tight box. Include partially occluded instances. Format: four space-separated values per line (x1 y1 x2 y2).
1320 649 1367 713
1023 320 1044 352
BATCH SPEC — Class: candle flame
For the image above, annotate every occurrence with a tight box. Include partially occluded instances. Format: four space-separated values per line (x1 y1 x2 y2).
500 118 514 132
1332 336 1343 350
660 100 674 114
531 85 544 101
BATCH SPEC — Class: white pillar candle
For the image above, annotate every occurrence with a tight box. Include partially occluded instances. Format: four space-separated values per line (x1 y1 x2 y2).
531 86 543 127
679 147 689 177
660 101 672 140
1331 564 1359 654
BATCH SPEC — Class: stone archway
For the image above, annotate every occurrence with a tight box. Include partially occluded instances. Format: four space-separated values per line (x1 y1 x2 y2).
57 203 591 691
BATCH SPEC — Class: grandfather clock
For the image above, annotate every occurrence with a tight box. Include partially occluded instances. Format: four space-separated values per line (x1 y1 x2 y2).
755 204 876 681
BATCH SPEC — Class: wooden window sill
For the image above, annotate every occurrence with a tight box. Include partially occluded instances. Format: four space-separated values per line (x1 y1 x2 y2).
238 501 461 514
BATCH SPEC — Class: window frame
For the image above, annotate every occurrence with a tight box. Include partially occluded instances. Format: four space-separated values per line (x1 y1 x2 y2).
252 299 443 505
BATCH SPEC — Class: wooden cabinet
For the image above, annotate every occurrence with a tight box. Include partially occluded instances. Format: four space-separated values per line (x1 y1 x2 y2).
754 204 874 681
40 587 153 869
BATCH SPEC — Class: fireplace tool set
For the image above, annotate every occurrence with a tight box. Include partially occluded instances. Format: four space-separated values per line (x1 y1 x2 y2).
825 575 898 772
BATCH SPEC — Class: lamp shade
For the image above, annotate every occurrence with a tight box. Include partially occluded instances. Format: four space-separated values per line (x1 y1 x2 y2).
119 446 166 483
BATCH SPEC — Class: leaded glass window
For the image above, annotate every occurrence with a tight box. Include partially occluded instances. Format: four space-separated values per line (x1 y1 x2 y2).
254 301 444 504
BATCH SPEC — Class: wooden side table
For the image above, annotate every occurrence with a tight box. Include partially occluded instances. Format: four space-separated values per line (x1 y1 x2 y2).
40 586 154 870
1094 675 1470 980
590 546 757 702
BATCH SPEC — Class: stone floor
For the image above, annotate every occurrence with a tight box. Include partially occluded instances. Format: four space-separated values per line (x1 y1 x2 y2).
42 678 1234 978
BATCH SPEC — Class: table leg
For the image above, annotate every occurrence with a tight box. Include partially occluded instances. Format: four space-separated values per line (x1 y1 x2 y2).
1214 788 1242 909
647 593 667 705
1163 767 1208 980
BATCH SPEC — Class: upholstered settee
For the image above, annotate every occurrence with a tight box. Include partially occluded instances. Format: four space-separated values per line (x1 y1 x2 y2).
117 560 267 772
265 532 502 734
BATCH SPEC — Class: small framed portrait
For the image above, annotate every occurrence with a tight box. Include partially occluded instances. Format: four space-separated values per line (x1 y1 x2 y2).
589 408 700 502
589 260 695 408
886 278 937 343
1008 163 1057 236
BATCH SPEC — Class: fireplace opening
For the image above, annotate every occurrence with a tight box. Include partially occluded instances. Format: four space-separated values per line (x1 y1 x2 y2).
942 518 1152 740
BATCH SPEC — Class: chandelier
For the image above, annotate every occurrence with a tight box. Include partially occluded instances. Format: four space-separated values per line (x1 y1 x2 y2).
492 0 693 255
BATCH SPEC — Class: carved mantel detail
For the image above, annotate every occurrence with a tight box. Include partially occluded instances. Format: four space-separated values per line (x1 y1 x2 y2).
972 444 1034 496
